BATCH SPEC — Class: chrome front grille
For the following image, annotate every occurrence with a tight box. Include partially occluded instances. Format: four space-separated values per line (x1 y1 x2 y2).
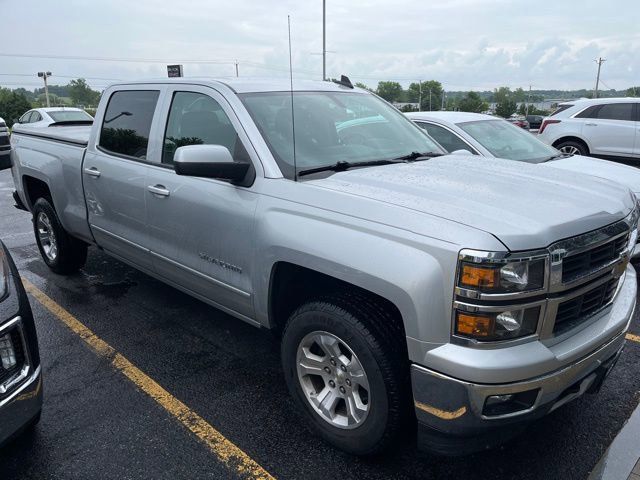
553 278 619 335
561 234 628 283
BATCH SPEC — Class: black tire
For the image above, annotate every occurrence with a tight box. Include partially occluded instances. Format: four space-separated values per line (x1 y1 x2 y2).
555 139 588 156
32 197 87 274
281 292 411 455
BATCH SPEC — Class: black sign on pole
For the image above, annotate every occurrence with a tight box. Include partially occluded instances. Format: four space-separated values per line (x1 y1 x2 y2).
167 65 183 78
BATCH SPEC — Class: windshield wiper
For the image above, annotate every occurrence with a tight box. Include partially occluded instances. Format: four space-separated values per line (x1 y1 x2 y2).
297 159 404 177
543 153 571 162
393 151 444 161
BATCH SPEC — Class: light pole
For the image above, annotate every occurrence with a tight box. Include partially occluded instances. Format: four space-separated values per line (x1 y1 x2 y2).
322 0 326 80
37 71 52 107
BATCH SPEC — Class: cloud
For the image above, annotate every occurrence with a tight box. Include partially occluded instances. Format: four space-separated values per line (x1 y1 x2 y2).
0 0 638 91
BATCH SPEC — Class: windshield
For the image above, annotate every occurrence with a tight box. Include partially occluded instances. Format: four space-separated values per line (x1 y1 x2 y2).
48 110 94 122
458 119 558 163
240 91 444 179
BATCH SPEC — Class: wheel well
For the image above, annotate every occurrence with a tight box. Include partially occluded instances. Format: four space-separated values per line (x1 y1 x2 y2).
23 176 52 209
552 136 589 153
269 262 405 338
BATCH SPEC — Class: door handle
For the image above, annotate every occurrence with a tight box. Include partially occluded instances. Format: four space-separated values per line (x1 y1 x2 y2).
147 185 170 197
84 167 101 178
585 123 598 126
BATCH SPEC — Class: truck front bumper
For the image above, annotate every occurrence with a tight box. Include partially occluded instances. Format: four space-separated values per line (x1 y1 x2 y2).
411 267 636 455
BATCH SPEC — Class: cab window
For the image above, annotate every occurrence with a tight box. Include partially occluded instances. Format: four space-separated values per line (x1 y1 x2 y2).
99 90 160 160
162 91 249 165
417 122 476 154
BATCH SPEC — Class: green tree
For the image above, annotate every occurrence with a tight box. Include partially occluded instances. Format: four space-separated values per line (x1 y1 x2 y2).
458 91 488 113
376 81 403 102
494 87 517 118
354 82 373 92
407 80 443 110
0 89 32 127
626 86 640 97
69 78 100 106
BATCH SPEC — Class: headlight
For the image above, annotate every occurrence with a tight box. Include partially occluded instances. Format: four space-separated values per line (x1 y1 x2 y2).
454 250 548 342
458 257 546 294
0 247 8 301
455 307 540 341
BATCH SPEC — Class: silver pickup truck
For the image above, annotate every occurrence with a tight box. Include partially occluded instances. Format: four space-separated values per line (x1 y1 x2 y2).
7 78 638 455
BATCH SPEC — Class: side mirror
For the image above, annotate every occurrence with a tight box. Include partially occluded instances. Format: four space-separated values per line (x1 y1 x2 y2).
174 145 253 186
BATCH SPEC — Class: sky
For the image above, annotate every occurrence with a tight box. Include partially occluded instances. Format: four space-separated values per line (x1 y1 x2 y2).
1 0 638 93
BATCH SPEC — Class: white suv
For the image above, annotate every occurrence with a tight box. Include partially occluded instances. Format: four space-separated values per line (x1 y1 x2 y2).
538 97 640 159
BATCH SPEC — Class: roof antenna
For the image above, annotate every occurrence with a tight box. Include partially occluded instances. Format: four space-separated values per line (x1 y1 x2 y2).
288 15 298 182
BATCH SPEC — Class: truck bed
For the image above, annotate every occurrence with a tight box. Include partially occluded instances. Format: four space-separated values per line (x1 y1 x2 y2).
12 124 91 147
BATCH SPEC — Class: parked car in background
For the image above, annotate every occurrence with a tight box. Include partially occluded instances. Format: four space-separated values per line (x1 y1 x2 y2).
537 98 640 159
0 117 9 169
407 111 640 257
17 107 94 128
507 116 530 129
0 241 42 447
9 78 639 456
526 114 544 130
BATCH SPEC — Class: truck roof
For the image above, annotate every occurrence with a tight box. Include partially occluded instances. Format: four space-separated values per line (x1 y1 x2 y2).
107 77 365 94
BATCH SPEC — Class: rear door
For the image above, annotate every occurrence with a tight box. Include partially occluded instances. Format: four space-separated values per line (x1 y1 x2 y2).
144 86 259 319
577 103 637 157
83 86 164 271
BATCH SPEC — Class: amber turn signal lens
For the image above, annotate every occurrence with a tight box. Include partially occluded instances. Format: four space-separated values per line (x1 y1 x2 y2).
456 313 493 337
460 264 498 289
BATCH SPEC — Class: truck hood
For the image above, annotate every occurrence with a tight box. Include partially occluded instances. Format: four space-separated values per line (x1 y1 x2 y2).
543 155 640 195
310 155 635 251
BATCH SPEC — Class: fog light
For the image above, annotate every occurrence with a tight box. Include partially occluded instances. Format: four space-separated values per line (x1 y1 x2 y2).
483 389 539 416
0 333 17 370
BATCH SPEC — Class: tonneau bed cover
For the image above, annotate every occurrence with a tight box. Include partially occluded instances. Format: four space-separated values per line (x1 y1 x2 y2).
12 124 91 147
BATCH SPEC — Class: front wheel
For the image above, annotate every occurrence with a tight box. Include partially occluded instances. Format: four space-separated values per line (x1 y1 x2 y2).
281 293 410 455
555 140 588 156
32 198 87 274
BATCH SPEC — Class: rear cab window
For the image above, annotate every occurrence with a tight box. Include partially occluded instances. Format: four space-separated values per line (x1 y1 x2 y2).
99 90 160 160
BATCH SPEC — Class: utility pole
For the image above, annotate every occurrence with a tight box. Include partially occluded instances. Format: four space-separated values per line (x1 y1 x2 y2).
322 0 326 81
429 89 432 111
235 60 239 77
525 85 531 116
442 91 445 110
593 57 606 99
418 81 422 111
37 71 52 107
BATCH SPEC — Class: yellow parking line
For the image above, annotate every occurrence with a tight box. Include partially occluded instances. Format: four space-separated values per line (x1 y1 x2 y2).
21 277 275 480
627 333 640 344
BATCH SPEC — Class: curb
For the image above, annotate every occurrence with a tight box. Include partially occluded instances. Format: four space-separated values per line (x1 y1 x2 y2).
589 400 640 479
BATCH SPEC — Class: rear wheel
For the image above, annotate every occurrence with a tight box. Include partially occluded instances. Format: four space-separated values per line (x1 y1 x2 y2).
555 139 588 156
281 292 410 455
32 198 87 274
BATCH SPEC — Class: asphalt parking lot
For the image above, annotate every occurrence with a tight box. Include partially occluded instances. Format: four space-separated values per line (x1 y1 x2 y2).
0 168 639 480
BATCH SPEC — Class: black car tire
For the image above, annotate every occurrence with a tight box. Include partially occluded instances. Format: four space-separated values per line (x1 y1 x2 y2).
281 292 411 455
32 197 87 274
555 139 589 156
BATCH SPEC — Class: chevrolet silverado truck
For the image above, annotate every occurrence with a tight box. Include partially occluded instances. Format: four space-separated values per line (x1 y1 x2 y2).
6 78 638 455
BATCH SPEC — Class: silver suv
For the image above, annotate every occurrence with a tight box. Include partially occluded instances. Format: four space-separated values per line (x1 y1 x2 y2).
538 97 640 159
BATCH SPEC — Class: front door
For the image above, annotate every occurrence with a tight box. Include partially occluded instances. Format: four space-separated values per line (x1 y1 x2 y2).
145 87 259 319
83 87 164 271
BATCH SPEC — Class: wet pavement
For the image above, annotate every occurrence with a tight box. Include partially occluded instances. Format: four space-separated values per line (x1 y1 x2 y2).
0 168 640 479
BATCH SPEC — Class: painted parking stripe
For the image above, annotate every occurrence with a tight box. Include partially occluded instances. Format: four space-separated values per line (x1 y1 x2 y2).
627 333 640 344
21 277 275 480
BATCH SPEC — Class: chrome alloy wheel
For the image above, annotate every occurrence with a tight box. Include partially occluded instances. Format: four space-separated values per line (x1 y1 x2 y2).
296 331 370 429
37 212 58 262
559 145 580 155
